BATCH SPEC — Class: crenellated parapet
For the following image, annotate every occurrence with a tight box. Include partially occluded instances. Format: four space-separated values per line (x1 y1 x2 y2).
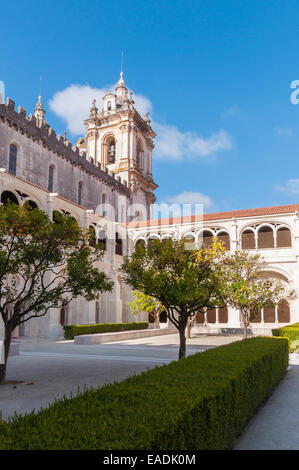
0 98 130 196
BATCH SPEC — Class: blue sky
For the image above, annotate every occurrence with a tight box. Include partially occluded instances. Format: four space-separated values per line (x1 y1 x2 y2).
1 0 299 213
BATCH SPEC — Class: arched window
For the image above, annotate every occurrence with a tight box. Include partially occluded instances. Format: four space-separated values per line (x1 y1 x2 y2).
242 229 255 250
135 239 145 249
258 226 274 249
217 231 230 250
107 101 111 111
137 142 143 170
60 307 65 326
89 226 96 248
9 144 17 175
218 306 228 323
201 231 213 248
25 200 38 210
207 307 216 323
98 229 107 251
276 227 292 248
78 181 83 205
263 306 275 323
48 165 54 192
278 300 290 323
183 233 196 249
252 310 262 323
53 210 62 224
196 311 205 323
1 191 19 205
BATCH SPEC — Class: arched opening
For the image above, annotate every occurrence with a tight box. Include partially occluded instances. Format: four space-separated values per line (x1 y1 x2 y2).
217 231 230 250
53 210 63 224
98 229 107 251
201 231 213 248
258 226 274 249
183 233 196 249
263 306 275 323
25 200 38 210
137 141 143 170
89 225 97 248
242 229 255 249
252 310 262 323
78 181 83 206
48 165 55 192
207 307 216 323
115 232 123 256
218 306 228 323
1 191 19 205
277 227 292 248
278 300 290 323
196 311 205 323
103 136 116 164
60 307 66 326
9 144 17 175
135 239 146 249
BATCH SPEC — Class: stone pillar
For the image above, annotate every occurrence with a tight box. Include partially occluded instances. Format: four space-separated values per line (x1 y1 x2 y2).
275 305 278 324
46 193 58 220
228 307 241 328
230 217 238 252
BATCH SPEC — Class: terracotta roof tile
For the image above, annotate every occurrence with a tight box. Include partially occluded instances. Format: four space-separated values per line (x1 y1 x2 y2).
126 204 299 229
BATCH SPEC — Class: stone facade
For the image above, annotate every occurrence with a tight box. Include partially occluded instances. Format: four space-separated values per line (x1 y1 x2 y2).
0 73 298 338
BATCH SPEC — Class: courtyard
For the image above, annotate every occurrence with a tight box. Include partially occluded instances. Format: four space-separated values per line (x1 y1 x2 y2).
1 334 240 420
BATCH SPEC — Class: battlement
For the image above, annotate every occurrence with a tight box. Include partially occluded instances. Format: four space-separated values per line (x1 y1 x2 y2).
0 98 130 196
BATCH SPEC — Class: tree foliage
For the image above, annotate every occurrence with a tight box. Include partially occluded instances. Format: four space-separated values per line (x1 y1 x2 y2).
122 237 225 359
220 251 294 338
0 203 113 384
128 290 166 327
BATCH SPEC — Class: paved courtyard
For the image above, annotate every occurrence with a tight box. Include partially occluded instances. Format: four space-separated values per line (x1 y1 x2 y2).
234 354 299 450
0 333 240 421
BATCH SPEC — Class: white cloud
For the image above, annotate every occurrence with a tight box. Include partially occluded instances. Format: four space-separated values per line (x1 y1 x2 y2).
166 191 214 208
275 178 299 194
153 122 232 160
49 84 232 161
274 127 293 137
154 191 215 218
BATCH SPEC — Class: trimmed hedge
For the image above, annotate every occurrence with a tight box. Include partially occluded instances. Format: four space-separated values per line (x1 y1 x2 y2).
273 323 299 351
63 321 149 339
0 337 288 450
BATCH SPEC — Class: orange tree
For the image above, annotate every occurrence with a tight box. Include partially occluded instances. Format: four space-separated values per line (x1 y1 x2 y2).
0 203 113 384
220 251 292 338
122 238 225 360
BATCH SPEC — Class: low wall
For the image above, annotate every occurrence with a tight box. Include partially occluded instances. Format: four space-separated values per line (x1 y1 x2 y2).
74 327 176 344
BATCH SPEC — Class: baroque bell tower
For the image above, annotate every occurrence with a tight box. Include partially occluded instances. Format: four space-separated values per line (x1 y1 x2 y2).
81 72 158 220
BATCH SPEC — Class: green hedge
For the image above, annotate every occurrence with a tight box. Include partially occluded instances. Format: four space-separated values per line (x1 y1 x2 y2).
0 337 288 450
273 323 299 351
63 321 149 339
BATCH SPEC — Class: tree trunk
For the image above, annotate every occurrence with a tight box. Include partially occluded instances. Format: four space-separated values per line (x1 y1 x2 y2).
0 328 12 385
178 318 188 360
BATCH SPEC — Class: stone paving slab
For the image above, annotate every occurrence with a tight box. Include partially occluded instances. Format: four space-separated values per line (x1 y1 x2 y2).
234 357 299 450
0 334 240 421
